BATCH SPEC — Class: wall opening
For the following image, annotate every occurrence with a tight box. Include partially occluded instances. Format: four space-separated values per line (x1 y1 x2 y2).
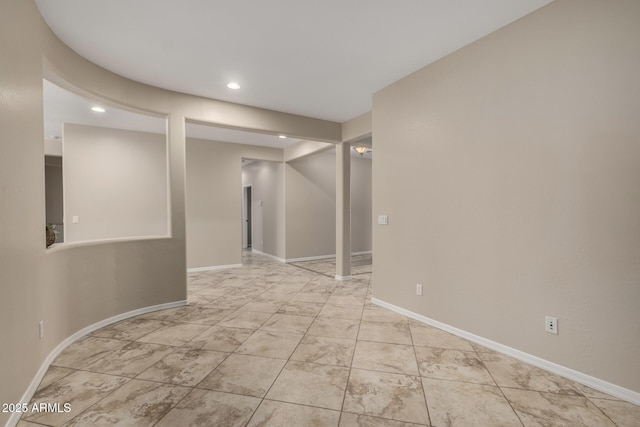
43 79 169 246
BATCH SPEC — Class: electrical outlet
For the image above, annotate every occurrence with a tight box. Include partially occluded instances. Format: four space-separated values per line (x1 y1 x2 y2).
545 316 558 334
416 284 423 296
39 320 44 339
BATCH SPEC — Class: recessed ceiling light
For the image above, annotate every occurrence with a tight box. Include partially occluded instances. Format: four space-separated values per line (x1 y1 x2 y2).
226 82 241 90
279 135 287 139
91 106 106 112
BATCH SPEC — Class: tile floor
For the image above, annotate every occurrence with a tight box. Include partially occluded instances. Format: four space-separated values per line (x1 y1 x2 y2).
19 251 640 426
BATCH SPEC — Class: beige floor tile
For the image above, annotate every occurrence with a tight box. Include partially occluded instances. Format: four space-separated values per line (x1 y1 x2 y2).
590 398 640 427
237 298 286 313
339 412 428 426
470 341 500 354
51 336 127 369
479 353 583 396
199 354 285 397
415 347 495 385
357 321 412 345
248 399 341 427
136 322 211 346
136 347 228 386
332 287 368 298
187 325 253 352
277 301 324 316
23 370 129 426
423 377 520 426
36 366 75 389
138 306 194 322
91 318 167 341
574 382 623 400
83 341 175 377
217 310 273 329
409 324 474 351
266 361 350 410
290 335 356 367
235 330 303 359
256 291 296 302
326 295 366 306
318 304 364 320
195 287 233 298
502 388 616 426
362 306 409 324
307 317 360 339
343 369 430 425
260 313 315 334
267 282 308 293
291 291 332 303
63 379 189 427
206 295 254 310
155 389 260 427
177 307 235 325
352 341 419 375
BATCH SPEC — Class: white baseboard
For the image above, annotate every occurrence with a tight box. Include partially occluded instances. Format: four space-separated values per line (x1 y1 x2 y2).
372 298 640 406
251 249 286 263
7 300 188 427
286 250 373 263
287 254 335 263
187 264 242 273
335 275 353 281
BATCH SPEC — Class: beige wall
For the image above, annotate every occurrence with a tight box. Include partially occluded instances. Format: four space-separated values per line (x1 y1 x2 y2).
63 124 168 242
351 156 372 253
373 0 640 392
285 150 373 259
186 138 283 269
285 151 337 259
0 2 339 424
242 161 286 258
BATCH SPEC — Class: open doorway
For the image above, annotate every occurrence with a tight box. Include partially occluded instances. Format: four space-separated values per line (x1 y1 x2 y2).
242 185 252 249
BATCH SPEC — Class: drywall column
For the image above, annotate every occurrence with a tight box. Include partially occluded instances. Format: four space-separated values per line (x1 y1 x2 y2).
336 142 352 280
168 114 187 254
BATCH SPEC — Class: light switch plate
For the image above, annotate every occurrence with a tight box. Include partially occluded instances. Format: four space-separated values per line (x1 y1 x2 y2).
378 215 388 225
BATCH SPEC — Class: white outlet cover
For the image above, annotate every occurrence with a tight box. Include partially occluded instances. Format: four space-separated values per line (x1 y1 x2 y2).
545 316 558 334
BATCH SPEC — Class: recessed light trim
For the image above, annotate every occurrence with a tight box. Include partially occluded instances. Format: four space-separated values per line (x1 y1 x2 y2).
91 106 106 112
226 82 241 90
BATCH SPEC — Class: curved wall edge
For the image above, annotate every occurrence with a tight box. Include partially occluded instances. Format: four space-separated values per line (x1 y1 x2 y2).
5 300 188 427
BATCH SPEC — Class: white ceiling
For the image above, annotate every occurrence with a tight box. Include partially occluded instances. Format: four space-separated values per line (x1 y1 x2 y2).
36 0 553 124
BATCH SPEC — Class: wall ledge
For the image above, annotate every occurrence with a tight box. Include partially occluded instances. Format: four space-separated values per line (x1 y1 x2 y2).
7 299 188 427
372 298 640 406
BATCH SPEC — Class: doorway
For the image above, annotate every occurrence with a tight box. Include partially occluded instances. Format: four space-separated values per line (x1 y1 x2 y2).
242 185 252 249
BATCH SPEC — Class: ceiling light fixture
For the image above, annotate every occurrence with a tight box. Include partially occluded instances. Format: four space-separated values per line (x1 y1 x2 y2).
91 106 106 112
353 146 370 156
279 135 287 139
226 82 241 90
